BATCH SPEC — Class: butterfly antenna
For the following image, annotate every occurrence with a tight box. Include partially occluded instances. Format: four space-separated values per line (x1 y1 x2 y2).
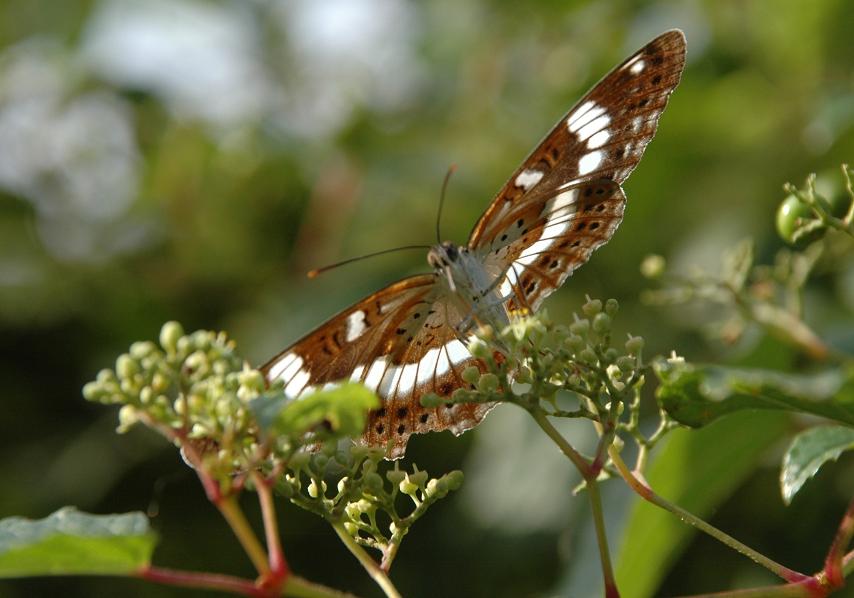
307 245 431 279
436 164 457 243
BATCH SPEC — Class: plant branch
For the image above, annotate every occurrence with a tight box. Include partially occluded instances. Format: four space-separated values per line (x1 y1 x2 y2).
608 448 811 584
218 495 272 577
138 565 271 597
528 405 592 477
254 472 289 583
586 476 619 598
332 522 401 598
824 494 854 587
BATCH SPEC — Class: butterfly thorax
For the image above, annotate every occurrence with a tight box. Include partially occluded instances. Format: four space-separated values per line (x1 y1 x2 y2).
428 241 510 335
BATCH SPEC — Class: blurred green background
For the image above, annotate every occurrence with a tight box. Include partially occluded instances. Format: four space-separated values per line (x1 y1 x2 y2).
1 0 853 596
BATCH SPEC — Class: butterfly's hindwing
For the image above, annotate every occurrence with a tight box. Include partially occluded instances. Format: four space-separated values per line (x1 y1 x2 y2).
261 275 492 458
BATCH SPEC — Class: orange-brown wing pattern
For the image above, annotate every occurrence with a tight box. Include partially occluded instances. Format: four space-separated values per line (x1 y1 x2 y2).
467 31 685 311
260 275 492 459
469 30 685 250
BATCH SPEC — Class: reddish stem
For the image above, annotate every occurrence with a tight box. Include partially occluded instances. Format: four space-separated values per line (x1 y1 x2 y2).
254 472 290 588
138 565 272 597
824 495 854 588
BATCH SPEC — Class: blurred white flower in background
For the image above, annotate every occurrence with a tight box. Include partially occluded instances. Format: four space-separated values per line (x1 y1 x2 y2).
273 0 423 138
81 0 271 128
0 39 140 263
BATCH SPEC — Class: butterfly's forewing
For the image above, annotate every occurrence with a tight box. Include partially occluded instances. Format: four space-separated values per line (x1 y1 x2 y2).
469 30 686 309
261 275 491 459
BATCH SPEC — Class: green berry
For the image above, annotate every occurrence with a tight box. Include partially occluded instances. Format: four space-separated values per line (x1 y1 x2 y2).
776 194 821 247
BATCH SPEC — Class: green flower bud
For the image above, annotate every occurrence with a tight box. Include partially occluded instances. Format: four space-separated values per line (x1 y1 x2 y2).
129 341 157 360
450 388 472 403
462 366 481 384
337 477 350 494
604 348 618 363
566 334 585 352
625 335 644 354
277 481 295 499
409 470 428 487
444 470 464 490
582 298 603 317
312 454 329 470
345 503 362 520
159 321 184 354
116 354 139 380
82 381 103 403
364 472 384 492
420 393 442 408
579 348 597 364
307 479 326 499
96 368 116 384
399 476 419 496
616 356 635 372
477 373 499 393
238 368 265 392
322 439 337 457
601 296 616 313
592 312 611 333
117 404 139 432
468 338 490 359
386 469 406 485
569 319 590 336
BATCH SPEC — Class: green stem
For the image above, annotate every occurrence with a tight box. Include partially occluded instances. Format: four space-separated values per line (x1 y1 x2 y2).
609 448 810 584
283 575 361 598
529 406 618 596
586 477 620 598
218 495 272 577
332 522 401 598
529 406 592 477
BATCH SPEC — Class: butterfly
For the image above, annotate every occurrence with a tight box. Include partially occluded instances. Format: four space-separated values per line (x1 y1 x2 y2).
262 30 686 459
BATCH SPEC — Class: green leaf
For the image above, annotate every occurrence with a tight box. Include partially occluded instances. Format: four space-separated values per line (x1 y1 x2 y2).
251 383 380 439
0 507 156 577
654 360 854 428
615 411 791 598
780 425 854 504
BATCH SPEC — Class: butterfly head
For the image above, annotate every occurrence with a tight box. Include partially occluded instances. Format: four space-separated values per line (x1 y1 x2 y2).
428 242 469 293
427 241 460 270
